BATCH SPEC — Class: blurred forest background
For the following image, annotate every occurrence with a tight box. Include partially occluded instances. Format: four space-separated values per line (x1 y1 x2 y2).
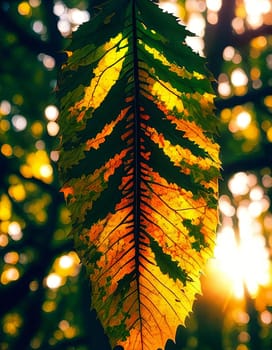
1 0 272 349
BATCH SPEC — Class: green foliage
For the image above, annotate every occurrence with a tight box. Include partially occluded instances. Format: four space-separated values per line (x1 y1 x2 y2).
1 1 272 350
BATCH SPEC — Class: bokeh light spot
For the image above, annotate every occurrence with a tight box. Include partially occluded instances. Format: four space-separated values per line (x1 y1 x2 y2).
45 105 59 121
266 126 272 142
32 20 46 34
46 273 63 289
264 95 272 108
223 46 235 61
12 115 27 131
18 1 31 16
31 121 43 137
206 0 222 12
0 195 12 221
2 313 22 335
8 222 23 241
47 121 60 136
8 183 26 202
236 111 251 129
260 310 272 324
1 144 13 157
0 234 9 247
42 301 56 312
231 68 248 87
40 164 53 178
0 100 11 115
4 251 19 264
1 267 20 284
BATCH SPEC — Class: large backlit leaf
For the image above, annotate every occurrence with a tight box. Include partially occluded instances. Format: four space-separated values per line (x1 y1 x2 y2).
58 1 220 349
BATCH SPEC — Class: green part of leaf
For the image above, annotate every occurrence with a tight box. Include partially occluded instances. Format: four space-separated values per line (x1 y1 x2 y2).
141 97 210 159
143 135 210 197
183 219 208 251
149 236 193 285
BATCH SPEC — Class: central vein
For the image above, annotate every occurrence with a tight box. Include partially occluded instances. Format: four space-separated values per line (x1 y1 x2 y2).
131 0 144 346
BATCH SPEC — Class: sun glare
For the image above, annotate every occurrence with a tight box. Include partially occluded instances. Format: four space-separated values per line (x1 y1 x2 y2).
212 172 271 299
214 220 270 299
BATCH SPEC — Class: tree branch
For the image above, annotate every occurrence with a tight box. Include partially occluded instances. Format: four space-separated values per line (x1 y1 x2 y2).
215 85 272 110
222 143 272 177
0 6 66 65
231 24 272 47
205 0 236 77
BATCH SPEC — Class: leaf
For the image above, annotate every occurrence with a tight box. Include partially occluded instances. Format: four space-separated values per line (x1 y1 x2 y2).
58 1 221 349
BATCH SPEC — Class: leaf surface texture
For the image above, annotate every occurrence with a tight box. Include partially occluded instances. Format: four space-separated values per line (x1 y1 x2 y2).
58 1 220 349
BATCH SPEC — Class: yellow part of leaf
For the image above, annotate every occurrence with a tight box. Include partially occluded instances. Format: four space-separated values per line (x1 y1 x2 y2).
71 34 128 113
85 107 129 151
144 43 200 81
79 166 217 350
151 80 184 113
66 148 131 224
146 125 215 171
166 113 220 164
